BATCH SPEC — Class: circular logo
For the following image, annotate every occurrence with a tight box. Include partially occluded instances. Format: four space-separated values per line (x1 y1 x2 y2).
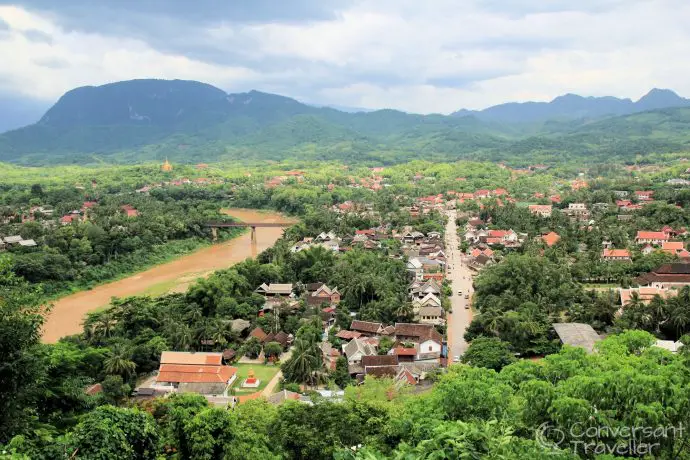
536 422 566 451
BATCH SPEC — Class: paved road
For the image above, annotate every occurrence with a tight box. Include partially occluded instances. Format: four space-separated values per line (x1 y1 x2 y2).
444 210 474 361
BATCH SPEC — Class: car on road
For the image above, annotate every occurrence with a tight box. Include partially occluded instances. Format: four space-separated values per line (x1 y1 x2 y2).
464 294 470 299
464 304 469 309
453 356 460 362
457 290 462 295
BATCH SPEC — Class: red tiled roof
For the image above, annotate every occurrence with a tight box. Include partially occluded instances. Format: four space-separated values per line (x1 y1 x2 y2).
541 232 560 247
249 327 268 342
336 330 362 340
602 249 630 258
636 231 669 240
393 347 417 356
350 320 382 334
157 364 237 384
662 241 684 251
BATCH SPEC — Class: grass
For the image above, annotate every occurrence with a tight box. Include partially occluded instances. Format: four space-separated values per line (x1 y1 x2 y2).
229 363 281 395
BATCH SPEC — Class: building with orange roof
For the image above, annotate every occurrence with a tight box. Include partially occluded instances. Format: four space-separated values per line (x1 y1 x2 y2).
635 231 669 245
154 351 237 395
541 232 560 247
601 249 631 261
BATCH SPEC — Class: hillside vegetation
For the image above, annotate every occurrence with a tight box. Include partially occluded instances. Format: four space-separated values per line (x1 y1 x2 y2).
2 79 690 165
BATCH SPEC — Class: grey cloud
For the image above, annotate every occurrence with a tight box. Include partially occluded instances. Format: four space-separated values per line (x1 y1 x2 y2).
22 29 53 43
32 56 70 69
0 18 9 30
477 0 631 16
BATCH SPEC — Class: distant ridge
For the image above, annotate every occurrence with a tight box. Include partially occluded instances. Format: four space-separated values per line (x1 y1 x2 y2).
1 79 690 165
452 88 690 123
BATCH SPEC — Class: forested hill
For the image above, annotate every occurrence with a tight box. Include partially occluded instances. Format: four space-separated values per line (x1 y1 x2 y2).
452 88 690 123
1 79 690 165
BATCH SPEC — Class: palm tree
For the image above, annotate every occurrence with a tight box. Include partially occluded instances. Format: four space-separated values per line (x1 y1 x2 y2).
94 311 117 341
668 299 690 339
171 323 193 351
283 338 322 387
104 344 136 379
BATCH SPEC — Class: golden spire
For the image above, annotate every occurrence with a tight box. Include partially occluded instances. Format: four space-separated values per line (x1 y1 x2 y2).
161 157 173 172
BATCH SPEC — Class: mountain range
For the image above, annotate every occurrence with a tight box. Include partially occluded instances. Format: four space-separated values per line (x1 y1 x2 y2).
452 88 690 123
1 79 690 165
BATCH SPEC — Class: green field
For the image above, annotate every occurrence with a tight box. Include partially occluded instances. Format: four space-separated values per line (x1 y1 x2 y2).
230 363 281 395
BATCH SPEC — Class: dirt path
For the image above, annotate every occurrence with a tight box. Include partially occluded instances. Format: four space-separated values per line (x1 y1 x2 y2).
41 208 296 343
445 210 474 360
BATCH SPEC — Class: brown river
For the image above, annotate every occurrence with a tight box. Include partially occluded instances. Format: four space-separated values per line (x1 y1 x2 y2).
41 209 295 343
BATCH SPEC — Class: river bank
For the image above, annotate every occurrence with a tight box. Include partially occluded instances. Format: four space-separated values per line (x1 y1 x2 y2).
41 208 295 343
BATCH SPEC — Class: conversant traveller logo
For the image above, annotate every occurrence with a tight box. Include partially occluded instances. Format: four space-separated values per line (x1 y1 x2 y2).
536 421 685 456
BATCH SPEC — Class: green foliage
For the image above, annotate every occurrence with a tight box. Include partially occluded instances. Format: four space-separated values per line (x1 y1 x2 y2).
65 405 159 459
461 337 517 371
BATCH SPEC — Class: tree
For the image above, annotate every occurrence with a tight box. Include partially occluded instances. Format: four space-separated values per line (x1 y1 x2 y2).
461 337 516 371
103 344 137 379
244 337 263 359
0 257 45 442
377 336 394 355
332 356 352 389
282 338 323 386
264 341 283 361
66 405 159 459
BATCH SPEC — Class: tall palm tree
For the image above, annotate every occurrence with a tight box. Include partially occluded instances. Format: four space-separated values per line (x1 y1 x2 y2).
104 344 136 379
284 338 322 387
171 323 193 351
94 311 117 341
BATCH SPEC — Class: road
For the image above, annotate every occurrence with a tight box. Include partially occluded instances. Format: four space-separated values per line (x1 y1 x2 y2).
444 210 474 361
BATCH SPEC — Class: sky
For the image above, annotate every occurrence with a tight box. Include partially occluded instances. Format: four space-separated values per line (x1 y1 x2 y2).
0 0 690 116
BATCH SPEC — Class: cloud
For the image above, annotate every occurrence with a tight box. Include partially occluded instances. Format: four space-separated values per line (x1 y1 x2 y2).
0 0 689 114
21 28 51 43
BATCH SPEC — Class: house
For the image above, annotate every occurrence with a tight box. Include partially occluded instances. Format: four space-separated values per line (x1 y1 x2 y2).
315 231 338 242
409 279 442 299
635 231 669 245
601 249 631 261
411 293 442 312
528 204 553 218
541 232 561 247
121 205 139 218
654 340 684 353
418 306 444 326
563 203 590 222
470 248 494 259
406 258 424 280
248 327 268 343
391 347 417 363
619 287 677 307
635 263 690 289
307 284 340 306
427 231 442 239
662 241 686 256
255 283 294 300
350 320 383 336
635 190 655 201
335 330 362 341
552 323 601 354
402 231 425 245
343 338 376 370
60 214 78 225
486 229 518 244
3 235 24 245
394 323 443 358
154 351 237 395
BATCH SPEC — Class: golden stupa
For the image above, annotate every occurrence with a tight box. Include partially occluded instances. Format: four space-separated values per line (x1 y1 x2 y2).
161 158 173 172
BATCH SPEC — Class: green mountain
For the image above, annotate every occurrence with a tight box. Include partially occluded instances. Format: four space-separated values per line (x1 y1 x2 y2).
1 79 690 165
452 88 690 123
